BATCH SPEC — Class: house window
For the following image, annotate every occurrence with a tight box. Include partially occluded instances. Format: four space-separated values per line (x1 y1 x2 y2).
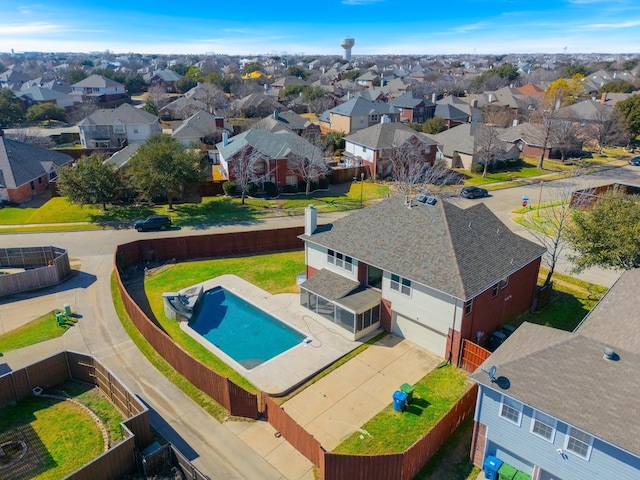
113 124 125 134
286 175 297 186
327 250 353 272
30 181 35 190
38 177 42 184
501 277 510 289
492 284 499 298
390 274 411 296
49 171 57 180
499 395 522 426
362 146 367 152
565 427 593 460
531 410 557 442
371 114 379 123
92 87 101 93
133 127 139 134
464 299 473 315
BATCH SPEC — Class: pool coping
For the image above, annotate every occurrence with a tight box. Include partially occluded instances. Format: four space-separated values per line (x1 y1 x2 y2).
176 274 376 396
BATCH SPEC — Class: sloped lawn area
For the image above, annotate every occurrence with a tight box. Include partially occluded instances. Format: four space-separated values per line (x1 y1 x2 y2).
333 365 471 454
0 310 73 353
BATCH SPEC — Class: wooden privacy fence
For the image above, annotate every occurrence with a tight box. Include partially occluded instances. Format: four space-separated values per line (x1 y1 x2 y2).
460 339 492 373
322 385 478 480
0 246 71 297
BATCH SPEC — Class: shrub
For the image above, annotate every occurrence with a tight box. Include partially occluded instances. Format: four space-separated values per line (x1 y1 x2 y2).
222 181 236 196
318 177 330 189
263 181 279 197
283 184 297 193
246 183 258 197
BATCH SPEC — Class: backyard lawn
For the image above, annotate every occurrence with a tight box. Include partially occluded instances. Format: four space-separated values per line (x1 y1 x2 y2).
0 380 124 480
333 364 471 454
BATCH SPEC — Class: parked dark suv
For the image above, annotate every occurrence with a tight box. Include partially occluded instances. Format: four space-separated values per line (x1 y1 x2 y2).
460 186 489 199
133 215 172 232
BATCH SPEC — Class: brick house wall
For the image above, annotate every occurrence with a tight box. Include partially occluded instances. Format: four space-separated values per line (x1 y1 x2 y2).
7 173 50 203
471 421 487 467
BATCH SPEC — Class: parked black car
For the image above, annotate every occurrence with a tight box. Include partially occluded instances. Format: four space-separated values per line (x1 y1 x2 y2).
460 186 489 199
133 215 172 232
629 156 640 166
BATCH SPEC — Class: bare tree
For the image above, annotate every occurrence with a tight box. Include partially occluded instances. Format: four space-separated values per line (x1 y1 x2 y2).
474 122 508 177
188 83 228 114
147 84 170 110
229 148 273 204
549 114 583 162
67 102 98 123
6 128 55 148
584 109 627 154
286 136 329 196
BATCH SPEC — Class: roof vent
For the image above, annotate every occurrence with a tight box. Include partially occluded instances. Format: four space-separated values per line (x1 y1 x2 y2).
603 347 618 361
426 196 437 205
417 194 427 203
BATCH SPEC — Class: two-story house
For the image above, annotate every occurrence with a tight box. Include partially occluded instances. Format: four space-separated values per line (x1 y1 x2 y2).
318 97 401 134
343 121 438 178
215 129 324 190
70 74 127 103
389 92 435 124
77 103 161 148
145 69 182 93
469 268 640 480
298 197 545 363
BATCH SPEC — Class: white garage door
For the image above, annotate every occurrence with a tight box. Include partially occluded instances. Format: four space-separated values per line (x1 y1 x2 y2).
392 313 447 357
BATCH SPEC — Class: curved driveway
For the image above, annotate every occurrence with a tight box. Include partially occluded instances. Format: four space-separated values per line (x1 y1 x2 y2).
0 165 634 478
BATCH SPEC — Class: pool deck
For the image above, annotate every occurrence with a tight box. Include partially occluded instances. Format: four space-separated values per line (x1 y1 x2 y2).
179 275 375 395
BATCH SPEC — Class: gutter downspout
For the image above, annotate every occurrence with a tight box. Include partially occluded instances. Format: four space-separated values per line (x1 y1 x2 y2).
448 296 458 365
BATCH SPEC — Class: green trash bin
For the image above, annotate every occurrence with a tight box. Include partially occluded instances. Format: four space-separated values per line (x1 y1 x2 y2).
56 312 65 326
498 462 517 480
64 304 72 317
400 383 414 403
513 471 531 480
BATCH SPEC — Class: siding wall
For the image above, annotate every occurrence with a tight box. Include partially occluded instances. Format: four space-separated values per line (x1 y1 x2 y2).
306 243 359 283
477 385 640 479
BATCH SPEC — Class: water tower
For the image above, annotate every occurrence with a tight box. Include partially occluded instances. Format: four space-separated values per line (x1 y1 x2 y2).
341 37 355 61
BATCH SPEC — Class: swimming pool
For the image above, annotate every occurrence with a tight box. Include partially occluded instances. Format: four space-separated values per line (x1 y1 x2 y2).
189 286 306 369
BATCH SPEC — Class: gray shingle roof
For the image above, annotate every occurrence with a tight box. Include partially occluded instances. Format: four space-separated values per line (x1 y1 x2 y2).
216 129 322 162
78 103 159 127
71 74 124 89
390 92 432 109
171 110 222 140
18 86 71 102
301 197 544 300
0 136 73 188
344 122 437 150
328 97 400 117
434 103 470 123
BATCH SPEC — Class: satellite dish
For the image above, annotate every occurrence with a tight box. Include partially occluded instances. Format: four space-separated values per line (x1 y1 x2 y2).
481 365 497 383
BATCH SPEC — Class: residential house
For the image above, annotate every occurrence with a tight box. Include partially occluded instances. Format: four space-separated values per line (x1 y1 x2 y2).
298 197 545 362
77 103 161 148
253 109 320 137
0 67 31 91
159 97 208 120
556 100 613 125
356 70 380 87
216 129 324 190
431 123 521 170
70 74 127 103
434 103 473 128
17 86 75 109
145 69 182 93
171 110 232 162
437 95 484 123
318 97 401 134
0 130 73 203
343 121 437 178
270 76 309 95
390 92 435 124
499 122 553 160
470 268 640 480
231 92 283 118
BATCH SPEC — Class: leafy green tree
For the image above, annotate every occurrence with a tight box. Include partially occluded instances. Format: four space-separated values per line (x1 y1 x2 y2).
0 88 25 126
564 64 589 77
302 86 327 103
141 97 158 116
622 60 639 71
614 93 640 142
600 79 635 94
26 103 67 123
341 70 361 81
186 66 203 82
566 190 640 271
175 75 198 94
67 69 88 84
422 117 447 135
204 72 240 93
492 63 520 81
281 84 305 98
128 134 207 209
56 154 121 210
285 65 309 80
169 63 189 76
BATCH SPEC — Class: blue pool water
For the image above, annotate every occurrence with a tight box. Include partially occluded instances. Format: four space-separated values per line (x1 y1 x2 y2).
189 286 305 369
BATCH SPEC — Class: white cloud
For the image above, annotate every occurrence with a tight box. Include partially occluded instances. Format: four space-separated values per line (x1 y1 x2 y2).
0 22 63 36
342 0 384 5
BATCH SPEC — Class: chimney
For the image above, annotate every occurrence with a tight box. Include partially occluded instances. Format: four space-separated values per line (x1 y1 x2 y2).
431 93 437 103
273 108 280 120
471 99 478 108
222 131 229 146
305 205 317 235
512 119 519 127
554 99 561 111
488 93 494 103
381 114 391 124
600 92 607 103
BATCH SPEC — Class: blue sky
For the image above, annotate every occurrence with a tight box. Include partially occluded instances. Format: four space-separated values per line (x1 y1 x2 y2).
0 0 638 56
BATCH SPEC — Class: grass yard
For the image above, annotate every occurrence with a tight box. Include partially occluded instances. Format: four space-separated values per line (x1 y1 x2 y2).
135 251 306 395
0 379 123 480
0 197 101 225
0 310 73 353
333 365 471 454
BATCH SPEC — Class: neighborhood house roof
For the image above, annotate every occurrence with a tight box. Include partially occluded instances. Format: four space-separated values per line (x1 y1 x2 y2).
301 196 545 300
217 129 322 163
0 136 73 188
72 74 124 89
78 103 159 127
172 110 225 140
344 122 437 150
328 97 400 117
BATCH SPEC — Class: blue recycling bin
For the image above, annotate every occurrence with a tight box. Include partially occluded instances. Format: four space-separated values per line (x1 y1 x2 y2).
392 390 408 412
483 455 504 480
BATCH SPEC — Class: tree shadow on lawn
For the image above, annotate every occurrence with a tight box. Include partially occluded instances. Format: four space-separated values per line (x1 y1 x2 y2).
89 205 156 227
171 198 263 229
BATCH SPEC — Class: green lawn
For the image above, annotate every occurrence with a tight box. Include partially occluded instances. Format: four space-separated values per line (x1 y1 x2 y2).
0 310 73 353
334 365 471 454
0 389 105 479
0 197 101 225
134 251 306 395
